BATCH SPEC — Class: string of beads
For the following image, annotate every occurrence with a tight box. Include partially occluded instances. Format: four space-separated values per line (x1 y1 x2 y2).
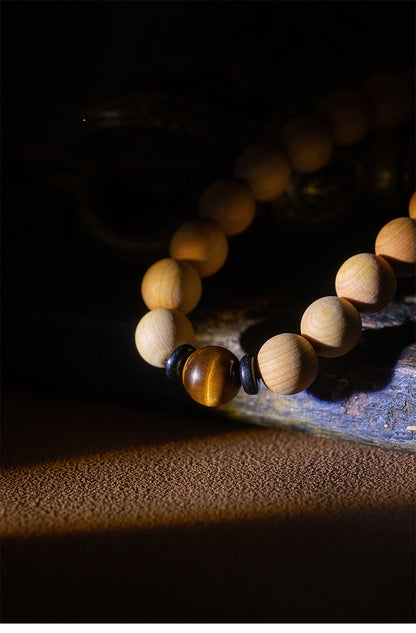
134 73 416 408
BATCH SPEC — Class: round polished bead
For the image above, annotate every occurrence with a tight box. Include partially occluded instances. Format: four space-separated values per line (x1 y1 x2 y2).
335 253 397 313
135 308 195 368
239 354 259 395
375 217 416 277
279 116 333 173
182 346 240 407
364 73 412 129
300 296 362 358
234 144 292 201
198 179 257 236
409 192 416 220
165 344 196 381
141 258 202 314
318 89 372 146
257 333 319 395
170 219 229 278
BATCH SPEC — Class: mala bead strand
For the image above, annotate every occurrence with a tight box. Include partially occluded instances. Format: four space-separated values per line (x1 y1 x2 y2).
141 258 202 314
198 179 256 236
134 74 415 409
170 219 229 278
335 253 397 313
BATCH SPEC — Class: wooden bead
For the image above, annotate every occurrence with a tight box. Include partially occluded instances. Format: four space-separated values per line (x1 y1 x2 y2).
198 179 256 236
135 308 195 368
375 217 416 277
257 333 319 395
170 219 228 278
318 89 372 146
300 296 362 358
182 346 240 407
364 73 412 129
409 192 416 220
234 144 292 201
335 253 397 313
279 116 333 173
141 258 202 314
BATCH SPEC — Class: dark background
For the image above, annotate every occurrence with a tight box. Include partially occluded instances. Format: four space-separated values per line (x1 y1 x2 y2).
1 0 415 624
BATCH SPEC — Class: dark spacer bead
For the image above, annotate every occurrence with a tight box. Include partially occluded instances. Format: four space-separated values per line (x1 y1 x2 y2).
165 344 196 381
240 354 259 395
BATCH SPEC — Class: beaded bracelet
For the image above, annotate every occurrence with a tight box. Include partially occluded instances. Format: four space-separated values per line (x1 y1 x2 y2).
134 73 416 408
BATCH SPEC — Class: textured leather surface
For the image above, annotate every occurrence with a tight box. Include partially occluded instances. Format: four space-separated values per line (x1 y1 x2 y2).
1 392 415 622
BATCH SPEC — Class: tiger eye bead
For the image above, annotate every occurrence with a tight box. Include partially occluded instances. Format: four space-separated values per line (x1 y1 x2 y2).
375 217 416 277
198 179 256 236
182 346 240 407
280 116 333 173
335 253 397 313
234 144 292 201
257 333 319 395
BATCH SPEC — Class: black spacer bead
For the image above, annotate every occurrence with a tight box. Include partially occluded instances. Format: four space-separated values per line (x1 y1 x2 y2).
240 354 259 395
165 344 196 381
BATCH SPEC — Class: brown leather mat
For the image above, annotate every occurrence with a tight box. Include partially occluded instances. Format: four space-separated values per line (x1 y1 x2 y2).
1 392 415 622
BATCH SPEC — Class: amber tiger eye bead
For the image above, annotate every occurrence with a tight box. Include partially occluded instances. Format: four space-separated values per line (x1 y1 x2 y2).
182 346 240 407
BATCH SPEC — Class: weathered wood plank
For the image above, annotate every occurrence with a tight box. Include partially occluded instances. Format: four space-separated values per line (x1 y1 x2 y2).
194 296 416 452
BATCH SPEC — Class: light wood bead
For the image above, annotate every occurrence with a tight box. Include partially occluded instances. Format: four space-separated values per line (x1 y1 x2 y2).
318 89 372 146
409 192 416 220
198 179 256 236
279 116 333 173
257 333 319 395
141 258 202 314
364 73 412 129
335 253 397 313
234 144 292 202
300 296 362 358
375 217 416 277
182 346 240 407
170 219 228 278
135 308 195 368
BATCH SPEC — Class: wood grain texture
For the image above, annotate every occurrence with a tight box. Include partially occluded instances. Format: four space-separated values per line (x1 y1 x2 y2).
375 217 416 277
192 296 416 452
170 219 229 278
335 253 397 313
135 308 195 368
141 258 202 314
